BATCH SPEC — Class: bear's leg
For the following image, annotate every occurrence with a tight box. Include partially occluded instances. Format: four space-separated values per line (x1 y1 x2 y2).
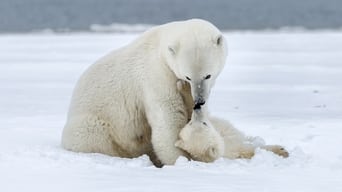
148 115 190 165
209 116 289 159
234 145 289 159
62 114 121 156
233 145 257 159
144 98 190 165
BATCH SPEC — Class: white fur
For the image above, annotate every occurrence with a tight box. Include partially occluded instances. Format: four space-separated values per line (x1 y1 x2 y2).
175 118 224 162
176 117 289 161
61 19 227 166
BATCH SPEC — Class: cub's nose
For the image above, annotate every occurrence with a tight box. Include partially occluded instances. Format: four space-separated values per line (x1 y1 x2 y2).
193 97 206 110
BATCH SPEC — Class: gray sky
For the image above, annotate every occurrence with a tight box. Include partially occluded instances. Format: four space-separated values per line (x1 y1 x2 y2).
1 0 341 32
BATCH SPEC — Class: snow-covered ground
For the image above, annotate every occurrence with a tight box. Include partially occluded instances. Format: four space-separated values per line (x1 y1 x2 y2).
0 31 341 192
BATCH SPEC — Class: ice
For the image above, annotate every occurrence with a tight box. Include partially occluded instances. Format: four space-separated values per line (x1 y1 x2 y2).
0 31 342 191
90 23 154 33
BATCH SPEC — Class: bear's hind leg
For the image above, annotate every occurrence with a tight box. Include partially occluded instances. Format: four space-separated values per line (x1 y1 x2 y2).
61 114 121 156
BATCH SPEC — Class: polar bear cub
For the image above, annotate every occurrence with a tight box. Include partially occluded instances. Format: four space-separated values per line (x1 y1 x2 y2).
175 110 225 162
176 115 289 162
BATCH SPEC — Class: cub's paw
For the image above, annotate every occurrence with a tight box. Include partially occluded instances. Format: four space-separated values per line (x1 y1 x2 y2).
176 79 186 91
262 145 289 158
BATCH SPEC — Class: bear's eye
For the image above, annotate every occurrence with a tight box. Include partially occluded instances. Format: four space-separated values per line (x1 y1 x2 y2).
204 75 211 80
186 76 191 81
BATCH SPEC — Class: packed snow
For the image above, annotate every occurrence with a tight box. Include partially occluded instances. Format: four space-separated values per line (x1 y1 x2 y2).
0 31 341 192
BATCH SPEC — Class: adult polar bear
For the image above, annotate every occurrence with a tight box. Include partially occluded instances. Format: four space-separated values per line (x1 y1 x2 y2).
62 19 227 166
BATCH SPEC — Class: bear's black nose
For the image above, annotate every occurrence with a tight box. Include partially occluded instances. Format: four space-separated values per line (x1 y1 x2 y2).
193 98 205 110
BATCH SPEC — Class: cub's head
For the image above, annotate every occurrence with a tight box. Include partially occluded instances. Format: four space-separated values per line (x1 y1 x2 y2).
162 19 227 110
175 119 224 163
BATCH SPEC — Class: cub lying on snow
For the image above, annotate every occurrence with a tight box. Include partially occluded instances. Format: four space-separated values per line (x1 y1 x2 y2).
175 114 289 162
175 80 289 163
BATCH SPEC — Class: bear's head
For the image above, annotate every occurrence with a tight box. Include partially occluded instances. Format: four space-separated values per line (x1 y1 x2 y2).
175 112 224 162
162 19 227 110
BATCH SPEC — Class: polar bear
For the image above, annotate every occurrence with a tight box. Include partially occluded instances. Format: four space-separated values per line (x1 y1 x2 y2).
175 115 289 162
175 109 225 162
175 81 289 162
61 19 227 167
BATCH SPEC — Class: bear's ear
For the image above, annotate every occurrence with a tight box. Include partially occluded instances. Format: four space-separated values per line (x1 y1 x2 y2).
168 46 176 55
168 42 179 55
214 35 223 46
175 140 185 149
168 45 176 55
207 146 219 159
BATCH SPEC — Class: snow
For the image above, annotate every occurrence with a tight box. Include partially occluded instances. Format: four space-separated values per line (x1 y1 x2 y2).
1 31 342 192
